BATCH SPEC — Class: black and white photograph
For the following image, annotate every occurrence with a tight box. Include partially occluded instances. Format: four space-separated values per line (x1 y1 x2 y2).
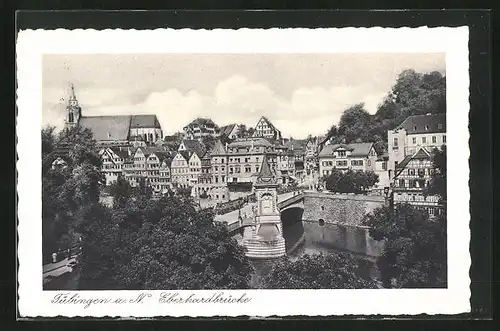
17 27 470 317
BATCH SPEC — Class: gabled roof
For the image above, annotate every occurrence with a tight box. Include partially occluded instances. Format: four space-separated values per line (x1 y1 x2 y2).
79 116 131 141
395 113 446 134
395 148 432 176
219 124 238 137
319 142 374 157
109 147 129 159
184 118 218 129
180 139 206 157
210 139 226 156
175 151 191 162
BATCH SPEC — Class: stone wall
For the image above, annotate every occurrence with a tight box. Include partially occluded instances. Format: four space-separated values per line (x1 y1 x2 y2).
302 192 385 226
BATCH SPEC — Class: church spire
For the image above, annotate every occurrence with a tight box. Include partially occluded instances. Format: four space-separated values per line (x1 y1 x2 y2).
69 82 78 103
65 82 82 129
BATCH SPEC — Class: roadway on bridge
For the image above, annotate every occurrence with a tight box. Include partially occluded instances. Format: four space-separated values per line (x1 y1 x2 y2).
213 191 302 227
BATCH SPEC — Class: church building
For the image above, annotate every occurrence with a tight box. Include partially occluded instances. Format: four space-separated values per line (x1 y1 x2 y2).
64 84 163 145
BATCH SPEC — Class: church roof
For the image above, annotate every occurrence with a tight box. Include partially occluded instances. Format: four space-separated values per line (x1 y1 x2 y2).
130 115 162 129
79 116 131 141
79 114 161 141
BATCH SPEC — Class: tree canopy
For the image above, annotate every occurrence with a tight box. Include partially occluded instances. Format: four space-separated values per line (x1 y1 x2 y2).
325 168 379 194
324 69 446 153
426 145 447 203
262 252 378 289
363 204 446 288
79 182 253 290
42 126 102 260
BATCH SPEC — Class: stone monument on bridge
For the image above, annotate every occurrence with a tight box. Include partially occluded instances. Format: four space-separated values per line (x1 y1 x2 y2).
242 154 286 259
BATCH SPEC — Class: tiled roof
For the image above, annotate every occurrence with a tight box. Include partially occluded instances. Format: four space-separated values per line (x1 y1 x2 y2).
210 139 226 156
79 114 161 141
176 151 191 162
395 148 431 176
79 116 131 141
181 139 206 157
319 142 374 157
130 115 162 129
396 113 446 134
185 118 218 129
219 124 237 137
109 147 129 159
229 138 272 148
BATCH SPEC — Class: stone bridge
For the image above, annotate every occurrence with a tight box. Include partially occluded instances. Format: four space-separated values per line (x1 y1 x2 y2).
217 190 387 258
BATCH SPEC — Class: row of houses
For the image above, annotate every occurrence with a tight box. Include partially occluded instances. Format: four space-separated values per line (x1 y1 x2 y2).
98 134 319 203
317 113 446 216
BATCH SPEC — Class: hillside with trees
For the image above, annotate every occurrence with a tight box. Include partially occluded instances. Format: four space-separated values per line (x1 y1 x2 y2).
325 69 446 153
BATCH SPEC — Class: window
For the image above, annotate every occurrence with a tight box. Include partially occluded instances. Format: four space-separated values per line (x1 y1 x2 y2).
393 138 399 148
443 135 446 143
408 169 415 176
425 125 429 131
413 126 417 131
318 219 325 226
432 136 437 143
338 150 346 157
336 160 348 167
382 162 387 170
351 160 364 166
412 137 417 144
221 159 225 164
422 137 427 144
438 124 443 130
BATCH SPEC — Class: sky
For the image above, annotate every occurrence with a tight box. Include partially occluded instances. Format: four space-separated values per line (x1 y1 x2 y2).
42 53 445 139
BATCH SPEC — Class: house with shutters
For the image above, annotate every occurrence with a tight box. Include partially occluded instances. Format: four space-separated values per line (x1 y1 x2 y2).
183 118 219 139
98 147 130 185
392 147 443 217
387 113 446 179
318 142 378 178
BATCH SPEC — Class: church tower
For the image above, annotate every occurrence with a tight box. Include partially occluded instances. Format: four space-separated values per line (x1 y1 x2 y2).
64 83 82 129
242 154 286 259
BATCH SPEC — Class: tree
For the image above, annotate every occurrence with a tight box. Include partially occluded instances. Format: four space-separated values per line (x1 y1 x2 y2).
79 194 253 290
364 204 446 288
325 169 379 194
262 252 378 289
41 125 102 260
109 176 132 209
426 145 446 203
323 69 446 153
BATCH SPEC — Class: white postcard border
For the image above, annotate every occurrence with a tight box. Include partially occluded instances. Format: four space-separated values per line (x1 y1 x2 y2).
17 27 470 317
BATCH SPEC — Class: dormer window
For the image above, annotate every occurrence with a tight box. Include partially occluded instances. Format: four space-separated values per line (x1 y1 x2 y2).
438 123 443 130
413 126 417 131
425 125 429 131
